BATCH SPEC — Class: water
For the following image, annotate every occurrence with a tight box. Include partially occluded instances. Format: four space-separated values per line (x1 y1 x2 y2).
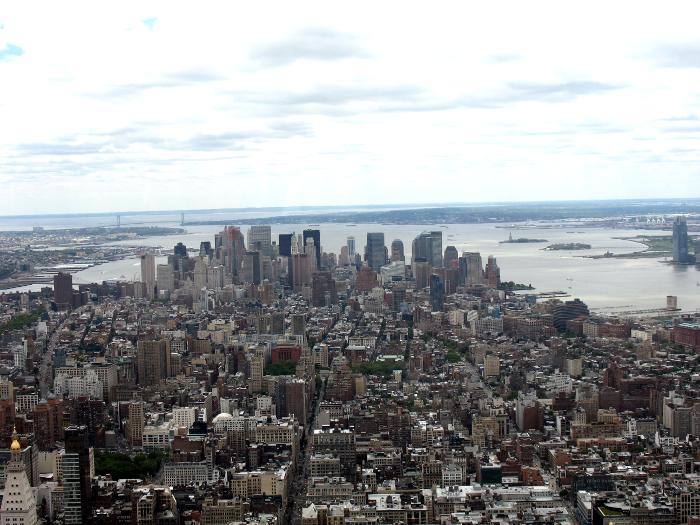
4 221 699 313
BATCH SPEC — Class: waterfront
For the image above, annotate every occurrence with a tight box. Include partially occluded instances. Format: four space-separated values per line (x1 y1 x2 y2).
4 222 696 313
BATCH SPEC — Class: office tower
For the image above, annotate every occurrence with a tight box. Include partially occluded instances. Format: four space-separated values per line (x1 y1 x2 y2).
224 226 246 281
291 253 312 291
312 271 338 307
243 251 261 285
136 340 170 386
140 252 156 299
63 425 93 525
484 354 500 377
156 264 175 296
430 273 445 311
173 242 188 274
279 233 293 257
199 241 213 258
194 256 208 291
444 246 459 269
128 402 145 446
391 239 405 262
0 430 38 525
413 258 431 289
53 272 73 307
0 400 15 444
463 252 485 285
303 229 321 268
0 379 12 401
173 242 188 258
485 256 501 288
292 314 306 336
347 236 356 258
366 232 386 272
553 299 590 332
673 216 691 263
412 231 443 268
247 225 272 256
339 246 350 266
33 399 65 450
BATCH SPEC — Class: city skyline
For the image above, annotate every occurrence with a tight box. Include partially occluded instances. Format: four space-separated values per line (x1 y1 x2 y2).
1 2 700 214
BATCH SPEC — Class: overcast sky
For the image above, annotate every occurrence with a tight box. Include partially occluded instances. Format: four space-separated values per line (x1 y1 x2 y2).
1 1 699 215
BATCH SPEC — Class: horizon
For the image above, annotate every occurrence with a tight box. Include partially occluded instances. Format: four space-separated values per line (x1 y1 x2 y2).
1 196 700 221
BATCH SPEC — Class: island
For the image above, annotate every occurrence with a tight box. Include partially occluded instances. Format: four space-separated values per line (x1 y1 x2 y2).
586 235 699 259
544 243 592 251
498 281 535 291
500 233 548 244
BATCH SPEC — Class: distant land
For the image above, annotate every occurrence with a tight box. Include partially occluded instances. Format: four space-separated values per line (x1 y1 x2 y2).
1 199 700 228
544 243 592 251
183 200 700 226
500 237 549 244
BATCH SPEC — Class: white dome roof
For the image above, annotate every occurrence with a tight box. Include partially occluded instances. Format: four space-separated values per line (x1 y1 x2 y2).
212 412 233 423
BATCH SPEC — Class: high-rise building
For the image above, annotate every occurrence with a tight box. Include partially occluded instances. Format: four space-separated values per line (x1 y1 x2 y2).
366 232 386 272
136 340 170 386
347 236 356 258
128 402 145 446
391 239 405 262
0 430 37 525
63 425 93 524
673 216 692 263
224 226 246 281
32 398 64 450
553 299 590 332
412 231 443 268
444 246 459 269
140 253 156 299
303 229 321 268
430 273 445 312
156 264 175 296
485 256 501 288
243 251 261 285
53 272 73 307
278 233 293 257
247 225 272 257
312 271 338 307
413 259 432 290
463 252 485 285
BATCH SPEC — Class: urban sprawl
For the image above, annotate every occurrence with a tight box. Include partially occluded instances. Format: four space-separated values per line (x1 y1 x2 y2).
0 218 700 525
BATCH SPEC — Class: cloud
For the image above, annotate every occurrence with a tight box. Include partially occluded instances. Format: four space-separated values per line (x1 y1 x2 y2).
251 27 368 67
652 42 700 68
142 17 157 30
0 42 23 60
502 81 621 102
91 69 223 99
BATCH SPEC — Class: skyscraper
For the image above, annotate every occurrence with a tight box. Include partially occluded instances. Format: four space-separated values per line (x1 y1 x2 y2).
53 272 73 307
0 430 37 525
391 239 405 262
247 225 272 257
672 216 692 264
485 256 501 288
156 264 175 296
303 229 321 268
347 236 356 258
136 340 170 386
430 273 445 312
366 232 386 271
444 246 459 269
412 231 443 268
463 252 485 285
140 252 156 299
278 233 293 257
63 425 93 524
224 226 246 281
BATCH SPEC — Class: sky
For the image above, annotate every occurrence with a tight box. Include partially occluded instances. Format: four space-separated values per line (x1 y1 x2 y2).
1 1 700 215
